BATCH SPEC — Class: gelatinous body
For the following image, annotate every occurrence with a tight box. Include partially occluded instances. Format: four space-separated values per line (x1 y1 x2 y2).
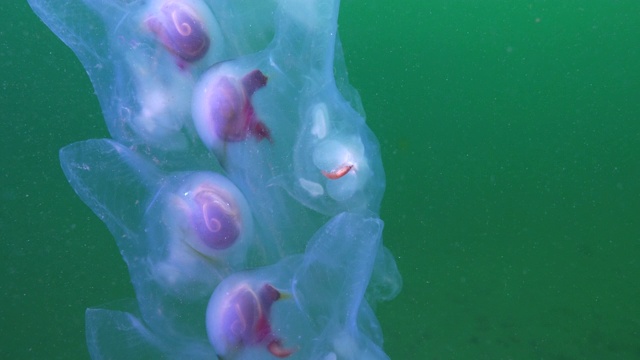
28 0 402 359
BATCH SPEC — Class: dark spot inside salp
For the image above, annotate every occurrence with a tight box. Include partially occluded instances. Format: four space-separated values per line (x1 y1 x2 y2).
241 70 268 96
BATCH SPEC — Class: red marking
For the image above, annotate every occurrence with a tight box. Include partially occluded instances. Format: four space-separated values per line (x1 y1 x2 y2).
242 70 272 143
321 164 354 180
267 339 295 358
251 120 272 143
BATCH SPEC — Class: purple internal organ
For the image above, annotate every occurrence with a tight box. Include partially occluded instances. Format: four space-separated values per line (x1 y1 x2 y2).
211 283 294 358
194 69 271 149
146 1 210 62
188 186 241 250
170 174 251 261
211 69 271 142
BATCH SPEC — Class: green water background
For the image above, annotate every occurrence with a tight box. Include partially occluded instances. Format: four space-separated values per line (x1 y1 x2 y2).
2 0 639 358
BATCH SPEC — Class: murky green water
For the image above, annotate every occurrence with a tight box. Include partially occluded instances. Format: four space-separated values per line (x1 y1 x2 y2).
2 0 639 358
